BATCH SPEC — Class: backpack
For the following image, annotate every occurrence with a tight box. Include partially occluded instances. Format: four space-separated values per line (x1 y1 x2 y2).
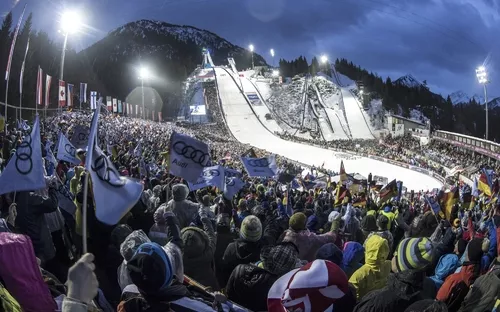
0 282 21 312
445 280 470 312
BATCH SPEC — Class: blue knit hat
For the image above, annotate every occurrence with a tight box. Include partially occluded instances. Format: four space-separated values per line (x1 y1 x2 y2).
127 242 174 294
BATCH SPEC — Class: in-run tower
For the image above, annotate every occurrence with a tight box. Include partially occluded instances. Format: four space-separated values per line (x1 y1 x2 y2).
202 48 214 68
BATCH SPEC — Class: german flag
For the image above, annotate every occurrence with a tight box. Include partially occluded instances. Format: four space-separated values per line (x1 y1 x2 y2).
378 179 398 204
478 168 493 197
443 187 459 220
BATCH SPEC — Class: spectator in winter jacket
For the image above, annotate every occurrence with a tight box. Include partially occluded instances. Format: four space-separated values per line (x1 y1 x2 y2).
221 215 264 285
281 212 337 261
436 238 485 309
342 241 365 278
316 243 343 266
181 207 218 290
349 235 391 300
226 242 299 311
364 214 394 251
15 187 59 263
354 237 436 312
148 204 170 246
164 184 199 229
429 254 459 290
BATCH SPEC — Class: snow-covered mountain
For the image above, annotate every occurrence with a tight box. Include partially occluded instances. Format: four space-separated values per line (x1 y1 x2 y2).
394 74 426 88
78 19 267 98
448 90 500 108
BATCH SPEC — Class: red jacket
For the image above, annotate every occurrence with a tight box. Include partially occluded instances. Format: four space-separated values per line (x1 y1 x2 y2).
436 264 475 301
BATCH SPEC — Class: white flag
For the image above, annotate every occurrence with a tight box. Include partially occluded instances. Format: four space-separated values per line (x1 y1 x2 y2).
70 125 90 149
240 155 277 177
187 165 225 191
133 141 142 157
56 132 80 165
90 91 97 110
168 132 210 182
223 176 245 199
85 104 144 225
54 179 76 216
0 115 45 195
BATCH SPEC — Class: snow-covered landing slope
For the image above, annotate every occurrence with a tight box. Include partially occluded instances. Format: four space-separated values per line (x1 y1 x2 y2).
214 67 441 191
342 88 374 139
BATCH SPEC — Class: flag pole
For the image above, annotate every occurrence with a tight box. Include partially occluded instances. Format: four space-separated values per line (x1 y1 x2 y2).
19 35 30 122
81 171 89 254
4 4 27 133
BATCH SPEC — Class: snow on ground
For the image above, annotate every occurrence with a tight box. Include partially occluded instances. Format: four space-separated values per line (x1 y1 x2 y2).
254 79 272 101
366 99 386 130
267 78 307 129
314 76 342 109
336 73 356 88
410 109 429 125
342 87 374 139
215 67 442 192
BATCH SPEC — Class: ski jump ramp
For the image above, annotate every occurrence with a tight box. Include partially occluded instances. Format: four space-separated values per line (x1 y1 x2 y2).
342 88 374 139
214 67 441 191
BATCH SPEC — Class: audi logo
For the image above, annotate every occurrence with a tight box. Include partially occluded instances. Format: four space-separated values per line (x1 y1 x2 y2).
65 144 76 157
15 134 33 175
248 158 269 167
172 141 210 166
57 184 74 201
203 169 220 178
91 154 126 187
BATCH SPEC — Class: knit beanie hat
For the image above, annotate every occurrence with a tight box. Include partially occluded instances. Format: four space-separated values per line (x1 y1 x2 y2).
261 242 299 276
289 212 307 231
267 260 353 312
240 215 262 242
377 214 389 230
316 243 343 266
238 198 247 209
395 237 434 272
466 238 484 263
127 242 174 295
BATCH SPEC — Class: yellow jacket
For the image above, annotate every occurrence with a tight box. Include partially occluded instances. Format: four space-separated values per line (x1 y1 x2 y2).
349 235 391 300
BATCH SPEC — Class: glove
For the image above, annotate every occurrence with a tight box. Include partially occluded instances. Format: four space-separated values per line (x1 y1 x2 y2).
66 253 99 304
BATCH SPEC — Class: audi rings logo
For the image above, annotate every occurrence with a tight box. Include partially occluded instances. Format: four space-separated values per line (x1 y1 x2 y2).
91 154 125 187
58 184 74 201
203 169 220 178
65 144 76 157
226 178 236 187
173 141 210 166
15 134 33 175
248 158 269 167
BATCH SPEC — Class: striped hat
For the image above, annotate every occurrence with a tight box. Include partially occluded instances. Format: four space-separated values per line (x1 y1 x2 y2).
267 260 352 312
395 237 434 272
240 215 262 242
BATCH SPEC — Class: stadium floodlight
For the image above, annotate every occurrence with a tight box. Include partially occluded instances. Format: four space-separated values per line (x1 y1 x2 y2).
60 10 82 34
272 70 279 77
58 10 83 113
139 67 150 119
476 66 490 140
321 55 328 64
359 90 364 95
249 44 255 69
270 49 275 57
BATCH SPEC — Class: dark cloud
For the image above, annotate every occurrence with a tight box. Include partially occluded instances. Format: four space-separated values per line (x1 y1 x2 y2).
1 0 498 95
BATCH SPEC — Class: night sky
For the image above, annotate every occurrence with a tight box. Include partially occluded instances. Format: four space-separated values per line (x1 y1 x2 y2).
2 0 498 96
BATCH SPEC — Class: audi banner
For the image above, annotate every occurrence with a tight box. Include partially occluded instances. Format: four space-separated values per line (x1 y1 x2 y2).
56 132 81 165
169 132 210 182
187 165 225 191
224 176 245 200
240 155 278 178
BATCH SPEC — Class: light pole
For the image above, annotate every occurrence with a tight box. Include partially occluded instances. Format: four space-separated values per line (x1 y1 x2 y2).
270 48 275 68
476 66 489 140
139 67 149 120
59 10 81 113
249 44 254 70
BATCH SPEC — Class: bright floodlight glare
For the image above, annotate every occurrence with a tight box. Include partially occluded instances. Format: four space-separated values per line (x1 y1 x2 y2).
249 44 254 52
476 66 488 84
139 67 150 79
321 55 328 63
270 49 275 57
272 70 279 76
60 10 82 34
359 90 364 95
